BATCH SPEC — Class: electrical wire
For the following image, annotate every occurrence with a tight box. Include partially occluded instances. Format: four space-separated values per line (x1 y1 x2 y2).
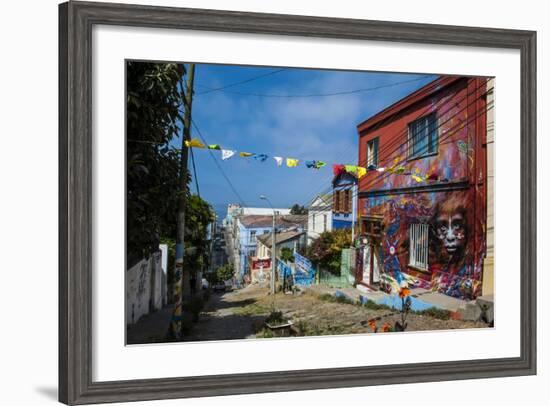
196 74 435 98
195 68 288 95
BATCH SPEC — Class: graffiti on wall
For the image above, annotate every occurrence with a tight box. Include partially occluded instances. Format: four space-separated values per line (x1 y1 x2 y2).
363 189 485 300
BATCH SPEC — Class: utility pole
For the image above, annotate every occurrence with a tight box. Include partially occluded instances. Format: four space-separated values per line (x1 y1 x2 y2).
170 63 195 340
271 211 277 294
260 195 277 294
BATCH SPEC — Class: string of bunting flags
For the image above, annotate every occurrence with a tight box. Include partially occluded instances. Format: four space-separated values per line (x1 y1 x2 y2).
184 138 442 182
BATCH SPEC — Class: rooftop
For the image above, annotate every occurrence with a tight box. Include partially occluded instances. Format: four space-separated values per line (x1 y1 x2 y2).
238 214 307 229
257 230 305 246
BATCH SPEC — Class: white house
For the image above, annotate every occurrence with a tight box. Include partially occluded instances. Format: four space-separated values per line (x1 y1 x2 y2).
307 194 333 245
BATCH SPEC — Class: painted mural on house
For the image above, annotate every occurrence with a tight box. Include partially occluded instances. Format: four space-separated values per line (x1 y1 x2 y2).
356 76 489 300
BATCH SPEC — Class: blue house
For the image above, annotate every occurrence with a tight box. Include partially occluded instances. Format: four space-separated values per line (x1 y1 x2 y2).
332 172 358 231
234 214 306 282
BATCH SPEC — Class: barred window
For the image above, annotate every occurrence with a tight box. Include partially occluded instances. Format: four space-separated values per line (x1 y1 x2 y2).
409 223 429 271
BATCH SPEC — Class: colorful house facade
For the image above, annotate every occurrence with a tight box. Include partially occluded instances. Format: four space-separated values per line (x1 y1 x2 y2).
332 171 358 231
234 214 306 282
355 76 491 300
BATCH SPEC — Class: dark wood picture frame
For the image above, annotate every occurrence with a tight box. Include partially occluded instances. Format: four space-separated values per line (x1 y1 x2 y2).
59 1 537 404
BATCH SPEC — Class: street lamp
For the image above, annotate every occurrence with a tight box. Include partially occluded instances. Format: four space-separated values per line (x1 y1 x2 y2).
260 195 277 294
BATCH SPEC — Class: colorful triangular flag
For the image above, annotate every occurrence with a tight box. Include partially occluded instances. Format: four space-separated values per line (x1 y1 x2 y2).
254 154 268 162
221 149 236 160
184 139 205 149
286 158 299 167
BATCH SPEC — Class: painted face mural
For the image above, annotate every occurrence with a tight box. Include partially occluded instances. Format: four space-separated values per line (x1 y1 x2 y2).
432 197 468 262
361 190 484 300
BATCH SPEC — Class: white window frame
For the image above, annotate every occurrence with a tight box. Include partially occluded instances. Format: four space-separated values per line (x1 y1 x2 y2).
409 223 429 271
366 137 379 167
407 113 438 159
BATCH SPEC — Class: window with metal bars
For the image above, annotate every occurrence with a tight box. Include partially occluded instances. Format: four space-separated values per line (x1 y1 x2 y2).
409 223 429 271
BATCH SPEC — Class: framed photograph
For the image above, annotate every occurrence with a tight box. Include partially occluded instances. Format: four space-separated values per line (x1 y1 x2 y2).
59 1 536 404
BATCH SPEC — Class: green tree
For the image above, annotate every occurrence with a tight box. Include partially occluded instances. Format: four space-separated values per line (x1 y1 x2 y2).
182 194 215 273
306 229 351 274
126 62 185 265
216 264 234 282
280 247 295 263
290 204 308 215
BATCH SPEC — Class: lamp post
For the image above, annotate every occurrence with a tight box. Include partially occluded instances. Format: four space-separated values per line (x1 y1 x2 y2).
260 195 277 294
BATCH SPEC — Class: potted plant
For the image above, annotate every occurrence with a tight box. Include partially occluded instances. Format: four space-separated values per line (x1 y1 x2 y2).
264 308 293 337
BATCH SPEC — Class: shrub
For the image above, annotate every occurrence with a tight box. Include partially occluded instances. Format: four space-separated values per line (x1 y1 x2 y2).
265 310 285 325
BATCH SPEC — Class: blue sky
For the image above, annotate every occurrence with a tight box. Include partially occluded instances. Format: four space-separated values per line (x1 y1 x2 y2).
177 64 436 217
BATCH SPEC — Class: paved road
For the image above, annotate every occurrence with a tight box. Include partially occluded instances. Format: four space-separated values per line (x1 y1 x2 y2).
182 290 262 341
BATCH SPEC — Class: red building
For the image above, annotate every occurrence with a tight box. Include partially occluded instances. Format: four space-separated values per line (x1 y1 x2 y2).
355 76 490 300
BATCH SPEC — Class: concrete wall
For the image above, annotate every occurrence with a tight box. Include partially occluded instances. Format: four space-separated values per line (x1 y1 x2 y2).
126 251 167 326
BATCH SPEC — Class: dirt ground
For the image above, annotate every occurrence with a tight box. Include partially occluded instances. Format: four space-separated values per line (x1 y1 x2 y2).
184 284 488 341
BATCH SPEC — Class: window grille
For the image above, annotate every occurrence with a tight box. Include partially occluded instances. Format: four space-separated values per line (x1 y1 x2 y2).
409 223 429 271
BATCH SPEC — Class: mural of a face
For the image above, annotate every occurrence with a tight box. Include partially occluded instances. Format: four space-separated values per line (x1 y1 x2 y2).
431 195 469 262
435 212 466 253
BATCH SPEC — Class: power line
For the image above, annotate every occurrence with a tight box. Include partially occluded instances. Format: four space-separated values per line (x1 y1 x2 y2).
196 74 435 98
189 117 248 208
195 68 288 95
298 77 454 205
189 146 201 198
299 78 490 207
298 100 494 229
304 97 494 215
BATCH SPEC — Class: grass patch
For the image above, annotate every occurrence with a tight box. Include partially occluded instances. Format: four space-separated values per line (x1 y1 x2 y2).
361 299 392 311
318 293 356 305
233 302 270 317
416 307 451 320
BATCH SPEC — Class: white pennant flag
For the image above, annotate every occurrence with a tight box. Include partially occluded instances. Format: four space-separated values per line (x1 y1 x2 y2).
377 167 386 172
273 156 283 166
221 149 236 160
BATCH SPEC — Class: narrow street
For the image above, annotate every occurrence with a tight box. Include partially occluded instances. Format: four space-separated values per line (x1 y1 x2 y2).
180 284 488 342
182 289 261 341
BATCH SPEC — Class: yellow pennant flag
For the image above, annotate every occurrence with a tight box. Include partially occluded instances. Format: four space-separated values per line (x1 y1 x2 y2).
184 138 206 149
239 152 253 157
286 158 299 167
357 166 367 178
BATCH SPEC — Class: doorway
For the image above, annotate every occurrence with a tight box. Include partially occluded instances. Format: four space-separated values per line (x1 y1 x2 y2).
360 217 383 288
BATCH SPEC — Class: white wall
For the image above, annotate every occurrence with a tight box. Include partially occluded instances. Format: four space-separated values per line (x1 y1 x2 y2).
0 1 547 406
307 197 332 243
126 252 166 326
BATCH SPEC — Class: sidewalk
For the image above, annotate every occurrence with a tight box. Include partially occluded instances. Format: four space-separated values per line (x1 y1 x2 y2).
126 304 174 345
311 284 494 323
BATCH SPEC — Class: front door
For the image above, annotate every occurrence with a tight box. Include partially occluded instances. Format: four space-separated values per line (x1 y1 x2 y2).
362 241 381 285
360 217 383 287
